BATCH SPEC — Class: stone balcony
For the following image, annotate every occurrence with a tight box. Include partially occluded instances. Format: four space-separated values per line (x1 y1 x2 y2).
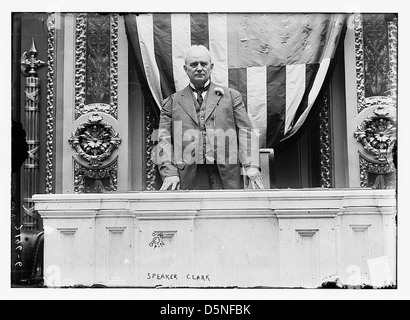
34 188 396 288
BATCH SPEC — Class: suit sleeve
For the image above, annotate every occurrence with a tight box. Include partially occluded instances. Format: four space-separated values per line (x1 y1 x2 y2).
158 95 179 179
230 89 260 171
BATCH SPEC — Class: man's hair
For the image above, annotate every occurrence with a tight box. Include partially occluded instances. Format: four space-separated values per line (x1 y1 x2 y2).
184 45 212 65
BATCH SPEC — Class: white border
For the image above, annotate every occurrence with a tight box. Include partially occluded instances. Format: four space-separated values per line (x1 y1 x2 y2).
1 0 410 301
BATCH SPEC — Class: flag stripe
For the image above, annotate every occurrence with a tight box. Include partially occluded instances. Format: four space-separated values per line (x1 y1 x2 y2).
136 14 163 108
191 13 209 49
283 63 321 140
153 13 175 99
125 13 345 148
228 68 248 112
247 66 267 148
226 14 240 69
209 13 229 87
285 64 306 135
321 14 345 60
171 14 191 92
266 66 286 147
295 64 321 121
124 15 150 93
308 59 331 108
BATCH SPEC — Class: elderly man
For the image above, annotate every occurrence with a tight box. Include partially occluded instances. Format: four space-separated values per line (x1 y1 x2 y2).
157 45 263 190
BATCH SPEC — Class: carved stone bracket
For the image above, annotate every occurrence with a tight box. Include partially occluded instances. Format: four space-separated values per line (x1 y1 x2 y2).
69 113 122 167
359 155 396 189
74 158 118 193
354 106 396 163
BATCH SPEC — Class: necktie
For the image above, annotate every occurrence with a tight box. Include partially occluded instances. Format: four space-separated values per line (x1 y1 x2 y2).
197 90 204 107
193 83 210 108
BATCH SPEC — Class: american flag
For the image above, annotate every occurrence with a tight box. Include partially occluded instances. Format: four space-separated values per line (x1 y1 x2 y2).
125 13 345 148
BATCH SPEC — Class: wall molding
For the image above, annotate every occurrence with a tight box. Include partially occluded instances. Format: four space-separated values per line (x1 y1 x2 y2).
109 14 119 119
354 13 366 114
46 13 56 194
146 107 158 191
387 18 398 103
75 13 87 119
319 91 331 188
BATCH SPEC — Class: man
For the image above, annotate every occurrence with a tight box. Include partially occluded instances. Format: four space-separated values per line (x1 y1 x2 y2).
157 45 263 190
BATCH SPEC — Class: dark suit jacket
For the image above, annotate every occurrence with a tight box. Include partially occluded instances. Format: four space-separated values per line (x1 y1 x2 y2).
157 82 260 189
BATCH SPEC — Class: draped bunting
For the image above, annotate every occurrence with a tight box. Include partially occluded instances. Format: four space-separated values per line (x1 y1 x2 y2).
125 13 345 148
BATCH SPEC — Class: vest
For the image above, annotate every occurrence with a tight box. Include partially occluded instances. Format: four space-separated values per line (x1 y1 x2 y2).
191 89 215 164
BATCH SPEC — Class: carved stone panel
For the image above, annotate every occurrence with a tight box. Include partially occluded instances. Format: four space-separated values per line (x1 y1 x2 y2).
75 13 119 119
86 14 111 105
355 14 397 113
363 14 390 98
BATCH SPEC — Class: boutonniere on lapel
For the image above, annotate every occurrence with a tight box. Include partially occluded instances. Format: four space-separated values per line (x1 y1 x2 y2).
212 87 224 127
214 87 224 96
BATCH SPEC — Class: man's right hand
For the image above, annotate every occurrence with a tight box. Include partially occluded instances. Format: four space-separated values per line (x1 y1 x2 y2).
160 176 181 191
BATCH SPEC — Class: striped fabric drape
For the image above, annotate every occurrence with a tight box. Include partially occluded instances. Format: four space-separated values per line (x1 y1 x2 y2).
125 13 345 148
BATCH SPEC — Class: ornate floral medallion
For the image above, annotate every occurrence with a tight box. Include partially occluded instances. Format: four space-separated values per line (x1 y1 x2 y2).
354 106 396 162
69 113 122 167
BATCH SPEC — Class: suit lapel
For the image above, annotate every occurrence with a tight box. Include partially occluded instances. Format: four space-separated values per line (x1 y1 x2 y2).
178 86 198 124
204 83 223 121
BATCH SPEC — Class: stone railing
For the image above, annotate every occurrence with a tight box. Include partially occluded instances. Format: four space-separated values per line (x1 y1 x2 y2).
34 189 396 288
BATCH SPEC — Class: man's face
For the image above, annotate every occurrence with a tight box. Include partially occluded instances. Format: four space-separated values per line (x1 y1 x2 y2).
184 47 214 87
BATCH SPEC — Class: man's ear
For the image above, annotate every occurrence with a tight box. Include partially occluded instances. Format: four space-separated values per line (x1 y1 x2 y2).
210 63 214 71
183 65 187 73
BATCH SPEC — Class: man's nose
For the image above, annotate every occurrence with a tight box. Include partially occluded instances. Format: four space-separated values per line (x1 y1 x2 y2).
196 64 203 71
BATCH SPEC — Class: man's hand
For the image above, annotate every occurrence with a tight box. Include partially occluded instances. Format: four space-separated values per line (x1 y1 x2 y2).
246 168 264 189
160 176 181 191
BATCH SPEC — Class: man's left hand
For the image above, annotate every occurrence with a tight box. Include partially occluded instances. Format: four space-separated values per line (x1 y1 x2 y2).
246 168 264 189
